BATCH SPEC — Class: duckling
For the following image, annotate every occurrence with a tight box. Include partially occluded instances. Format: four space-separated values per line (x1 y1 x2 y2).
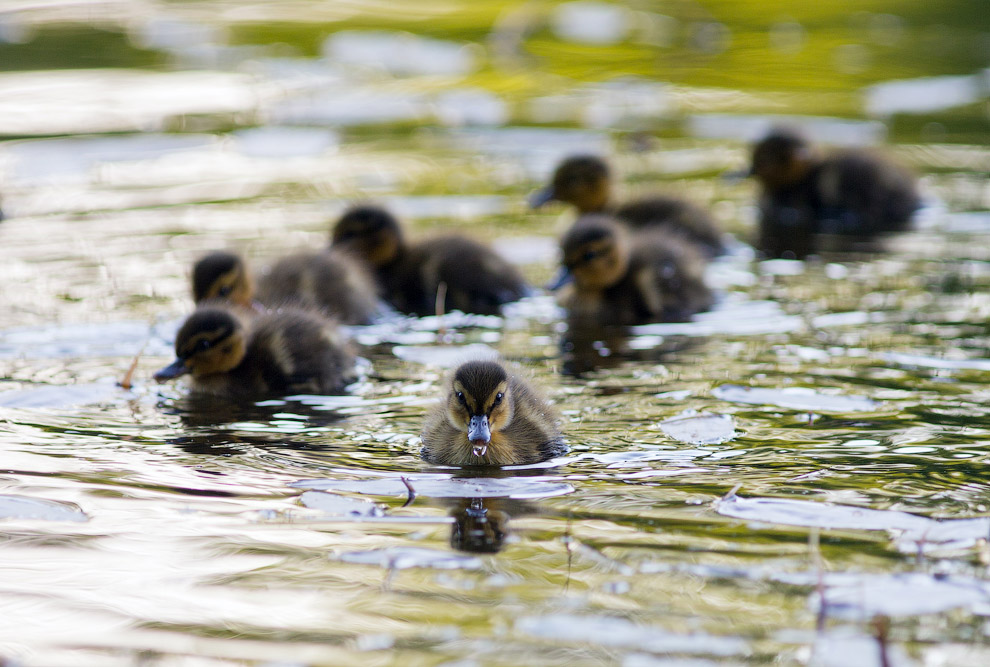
192 250 257 310
331 205 529 316
153 305 356 397
421 360 567 467
192 249 381 325
553 214 712 326
749 126 921 258
530 154 725 256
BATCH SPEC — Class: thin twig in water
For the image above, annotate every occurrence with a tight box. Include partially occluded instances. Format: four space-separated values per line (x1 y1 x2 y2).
563 517 573 593
118 337 150 390
435 281 448 339
400 476 417 508
810 527 827 633
722 482 743 502
872 614 891 667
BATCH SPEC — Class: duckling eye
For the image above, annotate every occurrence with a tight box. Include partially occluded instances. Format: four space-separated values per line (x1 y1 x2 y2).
217 285 232 297
494 392 503 405
194 339 212 354
455 391 465 403
581 250 598 263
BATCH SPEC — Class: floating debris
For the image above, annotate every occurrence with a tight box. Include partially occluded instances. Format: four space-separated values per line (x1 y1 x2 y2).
338 547 482 570
716 494 930 533
711 385 877 413
659 412 736 445
0 383 121 409
392 343 499 368
298 491 386 518
516 614 749 656
0 495 87 522
718 493 990 554
880 352 990 372
292 476 574 499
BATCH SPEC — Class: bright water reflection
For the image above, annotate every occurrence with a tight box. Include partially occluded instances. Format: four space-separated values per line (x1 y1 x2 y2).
1 1 990 666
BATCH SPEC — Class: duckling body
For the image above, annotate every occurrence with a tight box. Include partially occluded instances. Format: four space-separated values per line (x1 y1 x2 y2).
421 360 566 467
532 154 725 256
555 215 713 326
154 306 356 397
192 250 381 325
331 206 529 316
750 127 921 258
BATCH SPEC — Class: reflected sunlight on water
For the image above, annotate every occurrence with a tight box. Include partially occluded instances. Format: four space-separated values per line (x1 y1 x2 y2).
0 1 989 666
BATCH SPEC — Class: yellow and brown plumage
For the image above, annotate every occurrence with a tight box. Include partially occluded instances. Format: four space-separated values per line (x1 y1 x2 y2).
421 360 566 467
530 154 725 256
749 127 921 258
331 205 529 316
191 249 382 325
153 305 356 397
553 214 712 326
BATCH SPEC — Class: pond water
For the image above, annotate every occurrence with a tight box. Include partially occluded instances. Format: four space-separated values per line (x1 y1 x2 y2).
1 1 989 665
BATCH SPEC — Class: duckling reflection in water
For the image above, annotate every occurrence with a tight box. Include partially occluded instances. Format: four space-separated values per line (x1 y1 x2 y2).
421 360 567 467
531 154 725 256
552 215 713 326
154 306 356 397
192 249 382 325
749 126 921 258
449 498 510 553
331 205 529 316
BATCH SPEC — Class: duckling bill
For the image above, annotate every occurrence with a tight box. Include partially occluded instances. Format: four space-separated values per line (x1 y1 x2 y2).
154 306 356 397
421 360 566 466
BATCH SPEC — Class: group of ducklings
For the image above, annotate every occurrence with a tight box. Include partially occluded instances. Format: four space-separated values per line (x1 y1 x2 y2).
154 126 921 467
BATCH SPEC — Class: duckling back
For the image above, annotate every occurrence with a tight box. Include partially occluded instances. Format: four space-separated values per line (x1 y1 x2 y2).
559 215 712 326
255 250 381 325
533 154 725 256
158 305 356 397
408 236 529 316
241 308 357 395
751 128 920 257
614 197 724 257
332 205 528 316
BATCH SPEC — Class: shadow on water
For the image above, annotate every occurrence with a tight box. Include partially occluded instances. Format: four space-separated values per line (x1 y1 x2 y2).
162 393 350 456
560 320 701 376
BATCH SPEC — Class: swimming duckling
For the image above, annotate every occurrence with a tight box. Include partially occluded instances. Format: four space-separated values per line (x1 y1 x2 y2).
331 205 529 316
153 306 356 397
192 250 381 325
749 127 921 258
421 360 567 467
530 154 725 256
553 214 712 326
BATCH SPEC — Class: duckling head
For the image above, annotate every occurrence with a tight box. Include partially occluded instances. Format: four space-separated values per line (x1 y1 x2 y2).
154 307 247 383
530 154 611 213
750 127 818 191
445 361 514 459
331 205 404 268
551 215 630 292
192 251 253 308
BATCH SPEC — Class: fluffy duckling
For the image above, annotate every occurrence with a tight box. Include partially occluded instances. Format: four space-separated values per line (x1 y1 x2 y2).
192 250 381 325
553 215 712 326
421 360 567 467
749 127 921 258
153 306 356 397
331 205 529 316
531 154 725 256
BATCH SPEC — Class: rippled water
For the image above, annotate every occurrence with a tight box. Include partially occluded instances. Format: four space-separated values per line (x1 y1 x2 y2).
1 2 990 665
